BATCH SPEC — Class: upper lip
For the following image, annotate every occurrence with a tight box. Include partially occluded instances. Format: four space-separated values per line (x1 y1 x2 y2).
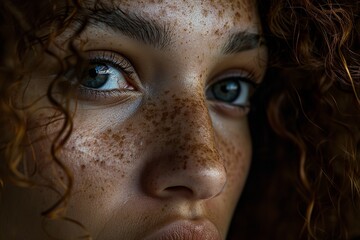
143 219 222 240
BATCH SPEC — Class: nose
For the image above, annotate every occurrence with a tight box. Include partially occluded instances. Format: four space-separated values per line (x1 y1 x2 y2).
141 95 227 200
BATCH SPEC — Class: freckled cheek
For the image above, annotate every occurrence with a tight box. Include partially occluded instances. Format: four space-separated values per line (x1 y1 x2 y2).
216 131 251 197
206 131 251 235
61 129 141 188
25 124 135 189
44 127 146 222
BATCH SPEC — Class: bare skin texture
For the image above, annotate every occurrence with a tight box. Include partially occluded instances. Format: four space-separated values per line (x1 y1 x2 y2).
0 0 267 239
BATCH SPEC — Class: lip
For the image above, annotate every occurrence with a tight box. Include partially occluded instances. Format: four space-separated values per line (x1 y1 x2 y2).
144 219 222 240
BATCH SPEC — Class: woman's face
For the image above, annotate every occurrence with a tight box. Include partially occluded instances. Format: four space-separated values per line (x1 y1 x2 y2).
1 0 267 239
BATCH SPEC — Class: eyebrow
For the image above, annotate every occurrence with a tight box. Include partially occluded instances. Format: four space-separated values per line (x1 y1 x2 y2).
221 32 264 54
86 5 173 49
84 5 263 54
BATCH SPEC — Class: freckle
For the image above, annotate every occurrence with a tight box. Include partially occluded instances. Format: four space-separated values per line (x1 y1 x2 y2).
152 120 160 126
81 165 86 170
183 160 187 170
202 9 208 17
112 134 122 142
161 112 169 121
235 12 241 21
101 133 110 141
163 127 171 132
218 9 224 17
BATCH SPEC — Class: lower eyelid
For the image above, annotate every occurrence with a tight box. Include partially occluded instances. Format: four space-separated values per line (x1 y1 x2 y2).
76 87 134 101
73 88 141 107
208 101 250 118
78 87 120 98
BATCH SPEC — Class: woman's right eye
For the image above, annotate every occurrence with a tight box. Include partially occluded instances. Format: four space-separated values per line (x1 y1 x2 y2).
80 62 134 91
63 51 139 102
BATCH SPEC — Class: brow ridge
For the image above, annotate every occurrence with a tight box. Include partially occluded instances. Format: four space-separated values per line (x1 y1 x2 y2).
86 5 173 50
83 5 262 54
222 32 264 54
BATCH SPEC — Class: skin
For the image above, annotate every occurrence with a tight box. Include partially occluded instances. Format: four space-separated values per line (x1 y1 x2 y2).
0 0 267 239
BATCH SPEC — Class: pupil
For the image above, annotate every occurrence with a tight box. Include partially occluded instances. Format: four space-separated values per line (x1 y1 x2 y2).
212 79 240 102
81 64 109 89
221 85 230 93
88 67 98 78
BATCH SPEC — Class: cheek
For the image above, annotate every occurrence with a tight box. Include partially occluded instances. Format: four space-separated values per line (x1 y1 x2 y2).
25 112 138 202
24 121 147 235
216 124 251 199
60 128 139 192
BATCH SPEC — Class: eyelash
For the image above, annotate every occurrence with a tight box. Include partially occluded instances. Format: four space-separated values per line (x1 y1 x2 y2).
75 51 136 100
89 51 135 77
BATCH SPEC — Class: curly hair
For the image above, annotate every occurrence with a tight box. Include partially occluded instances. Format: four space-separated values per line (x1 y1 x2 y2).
229 1 360 239
0 0 88 237
1 0 359 239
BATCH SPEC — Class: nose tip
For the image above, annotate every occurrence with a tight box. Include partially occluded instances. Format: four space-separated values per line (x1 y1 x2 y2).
142 147 227 200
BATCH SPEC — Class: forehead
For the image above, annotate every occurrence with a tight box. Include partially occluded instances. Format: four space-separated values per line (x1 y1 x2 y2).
111 0 254 9
102 0 259 33
115 0 255 14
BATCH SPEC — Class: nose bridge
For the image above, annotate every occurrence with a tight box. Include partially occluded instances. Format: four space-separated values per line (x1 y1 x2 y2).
142 92 227 200
152 89 218 159
170 94 215 149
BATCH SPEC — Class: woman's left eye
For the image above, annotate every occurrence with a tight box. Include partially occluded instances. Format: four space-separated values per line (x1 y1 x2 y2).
206 77 254 107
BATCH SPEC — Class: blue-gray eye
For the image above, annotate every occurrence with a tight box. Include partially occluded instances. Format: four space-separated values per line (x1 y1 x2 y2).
81 62 125 90
206 77 252 107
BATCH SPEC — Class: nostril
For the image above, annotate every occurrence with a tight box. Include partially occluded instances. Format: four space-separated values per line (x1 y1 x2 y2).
163 186 194 199
142 147 227 201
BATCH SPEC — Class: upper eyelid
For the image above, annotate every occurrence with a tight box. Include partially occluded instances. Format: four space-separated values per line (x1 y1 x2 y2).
85 50 142 88
208 71 258 89
89 57 134 76
87 51 133 69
